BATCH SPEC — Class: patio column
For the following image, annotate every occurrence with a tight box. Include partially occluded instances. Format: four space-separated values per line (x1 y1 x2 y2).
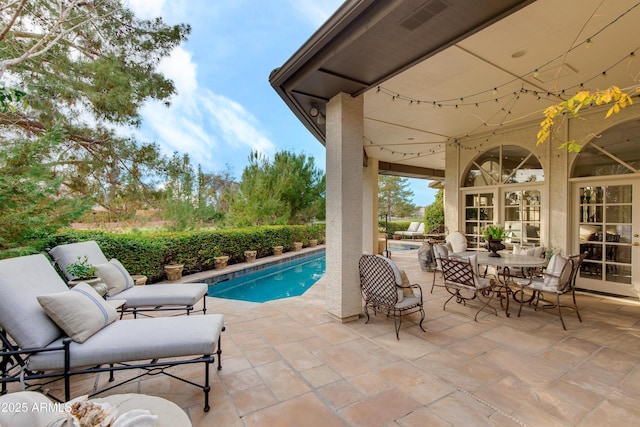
362 157 379 255
325 92 364 323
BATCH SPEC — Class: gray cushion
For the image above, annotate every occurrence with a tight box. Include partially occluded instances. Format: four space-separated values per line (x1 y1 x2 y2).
28 314 225 370
0 254 65 349
110 283 207 308
49 241 109 281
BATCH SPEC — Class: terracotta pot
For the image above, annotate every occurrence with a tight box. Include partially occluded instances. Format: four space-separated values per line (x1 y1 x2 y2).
164 264 184 281
244 250 257 263
214 256 229 269
273 246 284 256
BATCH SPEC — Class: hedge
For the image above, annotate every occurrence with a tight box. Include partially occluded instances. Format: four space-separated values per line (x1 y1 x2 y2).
47 224 325 283
378 220 414 238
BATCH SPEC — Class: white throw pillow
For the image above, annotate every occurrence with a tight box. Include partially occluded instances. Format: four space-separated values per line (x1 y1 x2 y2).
543 254 569 291
94 259 135 297
37 282 118 343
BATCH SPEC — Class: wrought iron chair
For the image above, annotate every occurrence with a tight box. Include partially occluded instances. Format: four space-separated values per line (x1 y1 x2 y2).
430 243 449 293
358 255 426 339
439 256 497 321
515 253 586 329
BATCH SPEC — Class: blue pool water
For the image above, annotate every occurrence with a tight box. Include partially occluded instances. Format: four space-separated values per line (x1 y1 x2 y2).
208 253 326 303
387 242 420 251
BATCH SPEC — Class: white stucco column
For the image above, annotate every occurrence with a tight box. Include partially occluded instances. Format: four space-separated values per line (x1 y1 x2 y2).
325 92 364 322
362 157 379 255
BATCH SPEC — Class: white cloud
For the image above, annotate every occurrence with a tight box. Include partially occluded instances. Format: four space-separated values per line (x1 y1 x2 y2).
126 0 166 19
158 47 198 100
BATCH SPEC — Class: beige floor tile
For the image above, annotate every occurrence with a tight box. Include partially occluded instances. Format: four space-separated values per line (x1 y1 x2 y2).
317 379 364 409
8 249 640 426
243 393 347 427
339 388 421 427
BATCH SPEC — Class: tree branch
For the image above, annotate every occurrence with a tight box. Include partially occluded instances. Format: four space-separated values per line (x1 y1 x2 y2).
0 0 27 43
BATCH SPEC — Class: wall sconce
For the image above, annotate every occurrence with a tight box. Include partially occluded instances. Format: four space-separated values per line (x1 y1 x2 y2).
309 105 325 125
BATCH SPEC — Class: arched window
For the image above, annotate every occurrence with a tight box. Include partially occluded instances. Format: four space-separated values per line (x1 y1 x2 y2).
462 145 544 249
463 145 544 187
571 120 640 178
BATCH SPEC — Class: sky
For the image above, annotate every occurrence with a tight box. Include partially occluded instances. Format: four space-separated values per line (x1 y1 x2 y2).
126 0 437 207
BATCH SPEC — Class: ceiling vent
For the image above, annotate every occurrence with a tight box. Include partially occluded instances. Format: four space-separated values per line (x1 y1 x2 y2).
399 0 450 31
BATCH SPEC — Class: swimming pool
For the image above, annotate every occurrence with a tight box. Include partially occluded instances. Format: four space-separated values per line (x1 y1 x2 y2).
208 252 326 303
387 242 420 251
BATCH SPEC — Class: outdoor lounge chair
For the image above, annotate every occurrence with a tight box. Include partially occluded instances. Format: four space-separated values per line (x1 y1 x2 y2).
48 241 207 318
358 254 426 339
0 254 224 411
403 222 425 239
393 222 421 239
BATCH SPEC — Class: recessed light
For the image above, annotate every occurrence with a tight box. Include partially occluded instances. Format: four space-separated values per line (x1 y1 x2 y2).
511 50 527 59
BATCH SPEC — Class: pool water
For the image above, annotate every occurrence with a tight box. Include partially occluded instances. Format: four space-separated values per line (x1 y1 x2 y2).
387 242 420 251
208 253 326 303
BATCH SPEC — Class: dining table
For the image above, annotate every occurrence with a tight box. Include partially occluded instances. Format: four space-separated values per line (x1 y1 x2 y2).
452 250 547 316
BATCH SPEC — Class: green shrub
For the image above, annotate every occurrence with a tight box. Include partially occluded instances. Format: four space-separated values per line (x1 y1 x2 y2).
378 220 413 238
44 225 325 283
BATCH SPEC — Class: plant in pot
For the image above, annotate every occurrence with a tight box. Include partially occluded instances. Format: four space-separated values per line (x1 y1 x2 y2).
66 255 108 295
66 255 97 283
483 224 506 257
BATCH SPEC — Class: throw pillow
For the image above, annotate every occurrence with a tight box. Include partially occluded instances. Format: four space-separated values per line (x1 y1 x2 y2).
37 282 118 343
399 270 415 298
543 254 569 291
94 259 135 297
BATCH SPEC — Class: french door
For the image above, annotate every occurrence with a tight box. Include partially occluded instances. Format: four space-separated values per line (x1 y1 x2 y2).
573 180 640 297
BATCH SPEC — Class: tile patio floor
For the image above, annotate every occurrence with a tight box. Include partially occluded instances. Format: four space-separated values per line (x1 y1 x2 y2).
11 247 640 426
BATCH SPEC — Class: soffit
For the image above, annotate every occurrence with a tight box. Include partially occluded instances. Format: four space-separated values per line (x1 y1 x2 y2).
271 0 640 177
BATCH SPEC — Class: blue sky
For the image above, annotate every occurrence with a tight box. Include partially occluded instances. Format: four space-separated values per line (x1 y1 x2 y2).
127 0 436 207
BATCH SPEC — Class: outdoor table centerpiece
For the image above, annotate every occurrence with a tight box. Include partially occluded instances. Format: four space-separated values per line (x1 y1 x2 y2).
483 224 506 257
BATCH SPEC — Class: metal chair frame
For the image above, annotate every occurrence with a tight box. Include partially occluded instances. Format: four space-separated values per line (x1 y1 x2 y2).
358 255 426 339
439 257 497 321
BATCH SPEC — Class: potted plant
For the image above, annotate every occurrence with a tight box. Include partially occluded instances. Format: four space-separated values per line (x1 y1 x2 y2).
273 245 284 256
293 242 303 252
483 224 506 257
66 255 98 282
66 255 108 295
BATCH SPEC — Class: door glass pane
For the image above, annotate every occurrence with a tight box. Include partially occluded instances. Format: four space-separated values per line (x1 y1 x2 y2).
578 185 632 286
606 185 632 203
606 206 632 223
464 192 495 249
503 189 541 248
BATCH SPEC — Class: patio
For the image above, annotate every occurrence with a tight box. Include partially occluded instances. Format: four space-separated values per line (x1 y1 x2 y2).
8 247 639 426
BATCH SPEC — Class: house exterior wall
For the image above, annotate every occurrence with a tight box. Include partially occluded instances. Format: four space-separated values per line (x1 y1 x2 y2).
444 103 640 255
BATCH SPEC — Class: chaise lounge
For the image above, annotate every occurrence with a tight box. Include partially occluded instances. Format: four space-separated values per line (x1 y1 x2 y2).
0 254 224 411
48 241 208 318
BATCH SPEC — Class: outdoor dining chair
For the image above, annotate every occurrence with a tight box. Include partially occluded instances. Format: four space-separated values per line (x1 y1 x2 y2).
358 254 426 339
514 253 586 329
439 255 497 321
